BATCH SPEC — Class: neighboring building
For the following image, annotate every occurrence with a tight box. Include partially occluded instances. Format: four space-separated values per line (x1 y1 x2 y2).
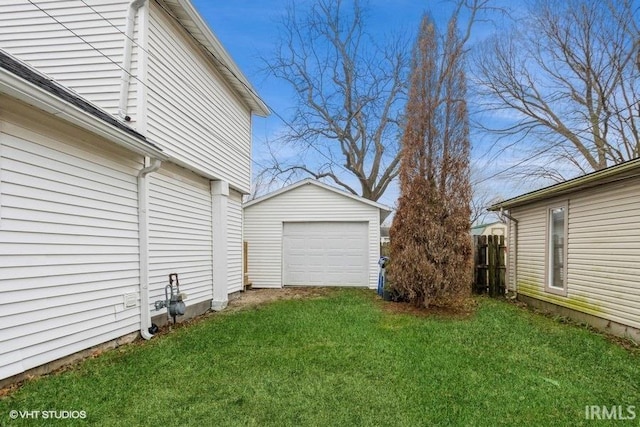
0 0 268 385
244 179 392 289
489 158 640 342
380 226 390 244
470 221 507 237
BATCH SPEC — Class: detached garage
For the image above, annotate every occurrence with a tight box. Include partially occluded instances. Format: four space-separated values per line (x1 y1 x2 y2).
244 179 391 289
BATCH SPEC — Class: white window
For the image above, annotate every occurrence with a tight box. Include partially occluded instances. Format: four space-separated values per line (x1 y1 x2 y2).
546 203 568 295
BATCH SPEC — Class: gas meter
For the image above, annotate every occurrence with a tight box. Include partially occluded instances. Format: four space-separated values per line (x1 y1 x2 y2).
154 273 187 324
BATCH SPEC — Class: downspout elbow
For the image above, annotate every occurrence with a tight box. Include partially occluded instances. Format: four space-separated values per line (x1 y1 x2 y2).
140 323 155 341
138 157 162 179
499 207 518 224
138 157 161 340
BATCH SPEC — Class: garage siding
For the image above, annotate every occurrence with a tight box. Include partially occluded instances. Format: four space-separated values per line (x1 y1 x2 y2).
244 181 384 289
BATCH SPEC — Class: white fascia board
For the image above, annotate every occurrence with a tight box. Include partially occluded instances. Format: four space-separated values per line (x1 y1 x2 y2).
0 68 168 161
244 178 393 215
489 160 640 211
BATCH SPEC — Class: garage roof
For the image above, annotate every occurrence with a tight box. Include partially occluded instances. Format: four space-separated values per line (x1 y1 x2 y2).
245 178 392 220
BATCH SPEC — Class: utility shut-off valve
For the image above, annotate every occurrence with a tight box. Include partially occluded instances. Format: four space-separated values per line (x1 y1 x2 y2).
154 273 187 324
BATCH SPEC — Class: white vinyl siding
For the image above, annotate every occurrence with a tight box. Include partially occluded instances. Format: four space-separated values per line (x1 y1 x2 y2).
511 178 640 330
0 99 142 380
0 0 134 119
0 2 258 383
146 3 252 192
244 182 382 289
511 204 546 297
507 219 516 291
148 163 213 311
227 190 243 293
0 1 254 187
566 179 640 328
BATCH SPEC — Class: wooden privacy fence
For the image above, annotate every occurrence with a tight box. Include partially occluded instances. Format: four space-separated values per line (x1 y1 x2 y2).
473 235 506 296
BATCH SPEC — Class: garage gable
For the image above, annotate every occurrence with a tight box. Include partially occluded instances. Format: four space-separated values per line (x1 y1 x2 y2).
243 179 392 289
245 178 391 216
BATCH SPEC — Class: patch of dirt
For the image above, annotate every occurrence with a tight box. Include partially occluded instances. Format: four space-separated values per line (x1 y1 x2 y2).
144 288 335 336
226 287 335 312
0 382 21 398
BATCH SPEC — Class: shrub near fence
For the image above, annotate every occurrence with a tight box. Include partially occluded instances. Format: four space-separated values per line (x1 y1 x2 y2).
382 236 505 296
473 235 506 297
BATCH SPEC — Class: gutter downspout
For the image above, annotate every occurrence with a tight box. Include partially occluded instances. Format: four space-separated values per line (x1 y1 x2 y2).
118 0 147 120
138 157 162 339
500 208 518 295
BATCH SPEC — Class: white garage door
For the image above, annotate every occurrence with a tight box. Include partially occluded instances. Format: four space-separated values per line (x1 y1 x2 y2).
283 222 368 287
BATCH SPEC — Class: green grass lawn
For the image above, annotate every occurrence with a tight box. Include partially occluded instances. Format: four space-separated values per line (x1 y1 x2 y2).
1 289 639 426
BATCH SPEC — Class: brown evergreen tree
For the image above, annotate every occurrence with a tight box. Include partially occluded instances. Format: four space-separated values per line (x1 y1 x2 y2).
388 12 473 309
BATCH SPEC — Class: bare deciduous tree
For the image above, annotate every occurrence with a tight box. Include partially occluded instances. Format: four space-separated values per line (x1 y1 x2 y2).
474 0 640 179
389 4 478 309
263 0 409 201
470 188 501 225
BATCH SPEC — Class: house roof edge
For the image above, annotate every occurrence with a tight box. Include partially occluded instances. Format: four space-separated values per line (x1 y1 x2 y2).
489 157 640 211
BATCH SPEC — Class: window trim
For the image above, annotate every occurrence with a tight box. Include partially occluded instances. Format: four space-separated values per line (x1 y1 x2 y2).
544 201 568 296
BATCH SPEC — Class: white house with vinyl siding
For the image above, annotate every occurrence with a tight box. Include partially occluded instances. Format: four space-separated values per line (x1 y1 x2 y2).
489 159 640 342
0 0 268 385
244 179 392 289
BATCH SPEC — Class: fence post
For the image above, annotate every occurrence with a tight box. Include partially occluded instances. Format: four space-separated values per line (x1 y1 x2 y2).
473 235 479 292
497 235 506 295
474 235 488 294
488 235 496 296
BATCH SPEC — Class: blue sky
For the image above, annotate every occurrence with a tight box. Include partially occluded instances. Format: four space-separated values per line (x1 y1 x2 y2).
191 0 530 209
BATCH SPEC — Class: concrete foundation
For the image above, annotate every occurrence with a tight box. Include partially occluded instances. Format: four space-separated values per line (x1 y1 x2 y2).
150 299 212 328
